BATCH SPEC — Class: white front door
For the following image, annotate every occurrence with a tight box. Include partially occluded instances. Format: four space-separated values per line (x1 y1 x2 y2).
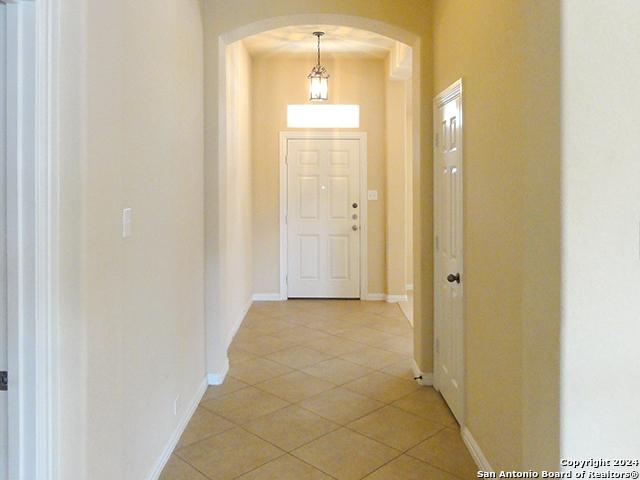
434 80 464 423
286 138 361 298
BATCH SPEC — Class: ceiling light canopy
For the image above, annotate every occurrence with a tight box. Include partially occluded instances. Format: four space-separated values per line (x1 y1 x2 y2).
308 32 329 101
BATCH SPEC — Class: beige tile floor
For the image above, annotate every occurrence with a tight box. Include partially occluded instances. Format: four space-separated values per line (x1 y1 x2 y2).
160 300 477 480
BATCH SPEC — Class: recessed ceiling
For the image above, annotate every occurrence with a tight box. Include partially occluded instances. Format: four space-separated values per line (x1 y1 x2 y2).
243 25 398 58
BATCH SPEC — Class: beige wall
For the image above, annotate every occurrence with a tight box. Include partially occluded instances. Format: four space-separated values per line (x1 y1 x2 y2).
57 1 205 478
207 40 254 375
433 0 561 470
521 0 561 469
385 59 409 297
50 0 568 476
251 53 387 295
204 0 434 374
561 0 640 462
58 2 88 476
404 81 414 290
434 0 524 467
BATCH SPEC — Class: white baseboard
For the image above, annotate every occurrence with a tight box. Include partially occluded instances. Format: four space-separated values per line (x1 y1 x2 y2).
364 293 386 301
207 296 251 387
406 284 414 291
412 360 434 386
364 293 408 303
386 294 408 303
461 426 493 472
399 301 413 326
147 377 208 480
227 296 253 346
252 293 284 301
207 358 229 386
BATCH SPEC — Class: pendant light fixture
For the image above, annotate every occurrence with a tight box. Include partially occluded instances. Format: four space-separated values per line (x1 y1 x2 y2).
308 31 329 101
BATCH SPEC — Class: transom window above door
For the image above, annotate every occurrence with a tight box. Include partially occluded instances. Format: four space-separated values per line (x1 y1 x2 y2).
287 104 360 129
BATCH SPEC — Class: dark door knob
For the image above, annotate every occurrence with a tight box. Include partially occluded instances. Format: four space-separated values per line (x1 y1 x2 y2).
447 273 461 284
352 202 358 208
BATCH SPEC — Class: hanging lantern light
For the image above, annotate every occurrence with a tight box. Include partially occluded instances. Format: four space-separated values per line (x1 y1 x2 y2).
308 32 329 101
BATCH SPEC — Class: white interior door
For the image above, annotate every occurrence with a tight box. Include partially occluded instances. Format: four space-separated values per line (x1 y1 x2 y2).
287 138 361 298
0 3 8 476
434 80 464 424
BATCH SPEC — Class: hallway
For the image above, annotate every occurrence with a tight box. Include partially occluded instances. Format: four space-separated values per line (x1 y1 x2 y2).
5 0 639 475
160 301 476 479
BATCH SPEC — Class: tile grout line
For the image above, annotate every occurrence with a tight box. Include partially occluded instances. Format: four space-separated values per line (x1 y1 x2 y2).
404 446 471 480
172 448 218 480
175 404 292 478
187 369 346 479
167 301 455 480
294 388 389 425
342 420 446 455
230 421 342 480
231 338 412 380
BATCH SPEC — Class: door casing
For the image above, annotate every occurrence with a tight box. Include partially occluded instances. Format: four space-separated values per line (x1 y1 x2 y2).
433 79 465 426
279 132 368 300
1 3 7 476
4 1 60 478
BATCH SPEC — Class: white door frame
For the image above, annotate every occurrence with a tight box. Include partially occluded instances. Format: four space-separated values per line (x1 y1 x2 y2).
5 0 60 478
279 131 368 300
433 79 465 425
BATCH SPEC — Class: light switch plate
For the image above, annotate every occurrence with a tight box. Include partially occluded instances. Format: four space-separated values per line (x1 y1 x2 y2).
122 208 132 238
367 190 378 201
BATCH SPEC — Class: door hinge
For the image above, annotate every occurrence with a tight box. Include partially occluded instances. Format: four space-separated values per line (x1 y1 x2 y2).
0 371 7 391
434 133 439 148
435 338 440 354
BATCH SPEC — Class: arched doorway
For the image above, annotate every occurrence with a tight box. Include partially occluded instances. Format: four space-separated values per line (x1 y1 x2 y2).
205 13 427 388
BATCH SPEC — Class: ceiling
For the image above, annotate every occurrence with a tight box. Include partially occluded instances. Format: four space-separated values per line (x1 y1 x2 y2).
242 25 398 58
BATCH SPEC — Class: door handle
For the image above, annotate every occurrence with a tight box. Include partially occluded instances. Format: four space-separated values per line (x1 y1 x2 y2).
352 225 359 231
447 273 460 284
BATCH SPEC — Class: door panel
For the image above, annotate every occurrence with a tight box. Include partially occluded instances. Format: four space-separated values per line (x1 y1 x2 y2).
328 176 349 219
328 235 350 280
434 83 464 424
298 176 319 219
287 138 360 298
298 235 320 279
